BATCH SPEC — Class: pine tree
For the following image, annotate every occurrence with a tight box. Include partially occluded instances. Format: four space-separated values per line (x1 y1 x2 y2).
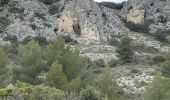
45 61 68 90
13 40 47 84
116 36 134 64
45 37 88 81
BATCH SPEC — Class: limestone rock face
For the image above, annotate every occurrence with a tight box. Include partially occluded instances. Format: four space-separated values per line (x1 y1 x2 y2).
126 4 145 24
0 0 129 44
121 0 170 32
57 0 129 44
0 0 65 44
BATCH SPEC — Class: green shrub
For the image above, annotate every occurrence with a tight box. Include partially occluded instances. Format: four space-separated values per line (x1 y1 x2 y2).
39 0 59 5
0 88 12 96
3 35 18 42
109 37 120 47
132 43 158 53
0 17 10 34
49 4 62 15
152 55 166 64
22 36 32 44
8 6 25 14
98 2 125 10
63 36 78 44
80 86 102 100
92 59 105 68
108 59 118 67
161 61 170 77
16 82 65 100
93 68 122 100
130 69 141 74
0 47 9 76
153 30 170 42
33 36 48 46
123 20 153 33
0 0 10 7
144 77 170 100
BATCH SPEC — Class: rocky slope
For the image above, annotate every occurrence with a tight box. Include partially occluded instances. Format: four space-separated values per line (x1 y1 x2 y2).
0 0 170 96
1 0 169 44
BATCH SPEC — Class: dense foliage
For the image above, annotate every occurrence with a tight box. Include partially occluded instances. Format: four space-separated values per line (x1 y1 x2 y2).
13 40 47 84
0 37 122 100
144 77 170 100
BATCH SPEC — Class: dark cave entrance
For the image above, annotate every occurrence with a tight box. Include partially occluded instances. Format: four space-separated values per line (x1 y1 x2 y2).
73 24 81 36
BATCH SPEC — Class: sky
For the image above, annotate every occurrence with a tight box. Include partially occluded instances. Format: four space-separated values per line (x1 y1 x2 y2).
94 0 126 3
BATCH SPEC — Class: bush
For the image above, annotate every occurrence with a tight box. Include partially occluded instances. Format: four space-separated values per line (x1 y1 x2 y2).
0 47 9 76
153 30 170 42
49 4 64 15
123 20 152 33
144 77 170 100
109 37 120 47
132 43 158 53
0 17 10 33
39 0 59 5
16 82 65 100
98 2 125 10
108 59 118 67
3 35 18 42
0 0 10 7
8 6 25 14
152 55 166 64
22 36 32 44
63 36 78 44
93 68 122 100
33 36 48 46
161 61 170 77
80 86 102 100
130 69 141 74
92 59 105 68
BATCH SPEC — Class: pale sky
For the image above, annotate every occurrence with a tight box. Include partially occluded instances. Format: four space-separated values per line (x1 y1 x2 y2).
94 0 126 3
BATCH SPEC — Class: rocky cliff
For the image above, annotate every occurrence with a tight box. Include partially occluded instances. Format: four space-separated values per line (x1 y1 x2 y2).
0 0 130 44
57 0 129 43
121 0 170 33
1 0 170 44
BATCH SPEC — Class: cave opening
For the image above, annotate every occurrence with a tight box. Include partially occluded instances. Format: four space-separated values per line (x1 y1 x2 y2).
73 24 81 36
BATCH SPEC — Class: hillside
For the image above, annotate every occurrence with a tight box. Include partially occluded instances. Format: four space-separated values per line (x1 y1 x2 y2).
0 0 170 100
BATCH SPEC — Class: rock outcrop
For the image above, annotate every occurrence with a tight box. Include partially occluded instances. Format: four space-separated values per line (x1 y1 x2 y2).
0 0 129 44
121 0 170 32
0 0 65 44
126 4 145 24
57 0 129 44
0 0 169 44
